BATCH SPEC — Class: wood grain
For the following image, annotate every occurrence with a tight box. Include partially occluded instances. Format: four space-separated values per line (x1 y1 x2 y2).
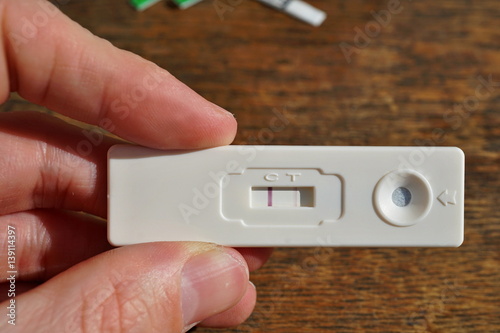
2 0 499 331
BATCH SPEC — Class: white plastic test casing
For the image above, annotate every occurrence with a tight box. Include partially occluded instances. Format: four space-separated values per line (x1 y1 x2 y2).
108 145 464 247
255 0 327 27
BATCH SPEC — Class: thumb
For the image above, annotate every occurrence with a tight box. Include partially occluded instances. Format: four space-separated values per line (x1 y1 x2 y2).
1 243 250 332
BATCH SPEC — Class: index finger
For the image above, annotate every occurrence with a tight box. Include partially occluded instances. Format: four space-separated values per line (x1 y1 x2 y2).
0 0 236 149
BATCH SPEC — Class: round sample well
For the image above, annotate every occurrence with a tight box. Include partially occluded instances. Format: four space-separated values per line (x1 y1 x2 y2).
374 170 432 227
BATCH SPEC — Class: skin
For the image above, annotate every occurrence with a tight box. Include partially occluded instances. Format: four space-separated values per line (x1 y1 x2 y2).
0 0 273 332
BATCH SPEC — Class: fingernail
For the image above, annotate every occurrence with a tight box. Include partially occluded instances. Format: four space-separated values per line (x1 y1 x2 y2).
211 103 235 118
181 249 249 328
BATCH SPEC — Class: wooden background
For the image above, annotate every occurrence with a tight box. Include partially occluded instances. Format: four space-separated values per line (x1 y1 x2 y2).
3 0 499 332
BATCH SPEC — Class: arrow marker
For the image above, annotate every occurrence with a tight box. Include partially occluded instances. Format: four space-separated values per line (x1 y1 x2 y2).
437 189 457 206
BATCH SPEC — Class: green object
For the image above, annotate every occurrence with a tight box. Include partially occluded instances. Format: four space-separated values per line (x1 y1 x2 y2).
171 0 204 9
130 0 162 11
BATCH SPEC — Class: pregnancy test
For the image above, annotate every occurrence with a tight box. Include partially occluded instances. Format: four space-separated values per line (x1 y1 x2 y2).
130 0 162 11
108 145 464 247
254 0 327 26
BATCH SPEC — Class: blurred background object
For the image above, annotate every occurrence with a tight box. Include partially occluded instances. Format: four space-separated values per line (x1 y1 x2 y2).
2 0 499 332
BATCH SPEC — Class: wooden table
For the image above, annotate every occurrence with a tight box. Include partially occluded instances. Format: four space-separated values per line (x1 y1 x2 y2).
3 0 499 331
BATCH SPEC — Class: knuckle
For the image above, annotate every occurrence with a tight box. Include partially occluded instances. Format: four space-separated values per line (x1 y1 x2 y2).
32 142 82 209
78 271 170 333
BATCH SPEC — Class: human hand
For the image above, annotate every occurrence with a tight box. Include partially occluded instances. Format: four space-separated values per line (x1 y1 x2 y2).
0 1 272 332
